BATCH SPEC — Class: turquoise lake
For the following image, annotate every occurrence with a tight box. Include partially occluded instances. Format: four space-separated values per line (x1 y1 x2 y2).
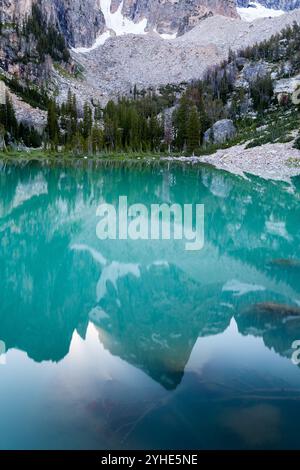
1 161 300 450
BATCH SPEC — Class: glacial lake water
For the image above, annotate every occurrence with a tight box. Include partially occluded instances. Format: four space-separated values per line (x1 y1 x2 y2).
1 160 300 450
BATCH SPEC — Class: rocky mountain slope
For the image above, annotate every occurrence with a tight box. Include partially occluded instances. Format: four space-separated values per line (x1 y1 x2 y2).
61 10 300 106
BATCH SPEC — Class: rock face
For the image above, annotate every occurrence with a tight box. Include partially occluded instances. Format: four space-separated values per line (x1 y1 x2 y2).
237 0 300 10
1 0 33 23
1 1 106 47
242 61 271 82
204 119 237 144
45 1 106 48
112 0 239 36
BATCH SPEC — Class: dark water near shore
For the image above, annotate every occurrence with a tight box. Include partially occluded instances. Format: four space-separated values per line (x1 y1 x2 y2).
1 161 300 449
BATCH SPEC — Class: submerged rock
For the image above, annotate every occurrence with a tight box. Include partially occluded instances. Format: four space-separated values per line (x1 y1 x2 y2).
268 258 300 268
248 302 300 317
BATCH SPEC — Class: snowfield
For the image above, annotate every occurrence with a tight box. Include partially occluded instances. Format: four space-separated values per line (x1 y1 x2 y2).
74 0 176 53
101 0 147 37
238 2 284 22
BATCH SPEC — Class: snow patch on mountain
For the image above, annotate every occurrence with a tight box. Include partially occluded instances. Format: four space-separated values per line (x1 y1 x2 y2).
238 2 284 21
74 0 148 52
73 0 177 53
74 32 111 53
153 29 177 40
102 0 147 36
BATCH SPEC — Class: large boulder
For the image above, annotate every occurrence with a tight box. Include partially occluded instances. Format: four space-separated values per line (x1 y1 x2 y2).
274 74 300 104
242 61 271 83
204 119 236 145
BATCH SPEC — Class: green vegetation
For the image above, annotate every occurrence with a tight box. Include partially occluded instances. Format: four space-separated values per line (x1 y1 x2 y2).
53 62 84 80
250 75 274 113
0 2 72 85
241 22 300 70
22 3 70 63
44 91 164 153
241 107 299 147
0 75 49 110
0 92 42 148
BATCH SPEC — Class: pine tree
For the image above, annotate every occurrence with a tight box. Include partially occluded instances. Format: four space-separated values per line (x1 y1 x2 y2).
0 124 6 151
164 112 173 153
173 95 189 150
91 125 104 154
250 75 274 113
187 106 201 154
83 102 93 140
128 107 140 150
47 99 59 149
5 92 18 137
149 114 162 151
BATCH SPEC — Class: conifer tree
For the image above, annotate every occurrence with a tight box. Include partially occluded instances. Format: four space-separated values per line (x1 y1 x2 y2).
83 102 93 140
46 99 59 149
173 95 189 150
187 106 201 154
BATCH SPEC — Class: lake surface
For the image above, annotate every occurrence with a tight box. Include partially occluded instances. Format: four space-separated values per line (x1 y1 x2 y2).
1 161 300 450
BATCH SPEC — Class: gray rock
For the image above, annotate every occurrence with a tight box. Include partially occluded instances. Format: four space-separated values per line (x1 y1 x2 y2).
1 0 106 48
47 0 106 48
204 119 236 144
118 0 238 37
274 73 300 103
242 62 271 83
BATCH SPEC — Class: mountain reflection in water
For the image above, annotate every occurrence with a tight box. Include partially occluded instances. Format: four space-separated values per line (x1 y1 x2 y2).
1 161 300 449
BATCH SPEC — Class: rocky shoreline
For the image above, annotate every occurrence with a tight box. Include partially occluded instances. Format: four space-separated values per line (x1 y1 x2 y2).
163 141 300 182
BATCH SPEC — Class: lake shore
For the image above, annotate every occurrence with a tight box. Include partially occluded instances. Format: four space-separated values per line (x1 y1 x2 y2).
1 141 300 181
